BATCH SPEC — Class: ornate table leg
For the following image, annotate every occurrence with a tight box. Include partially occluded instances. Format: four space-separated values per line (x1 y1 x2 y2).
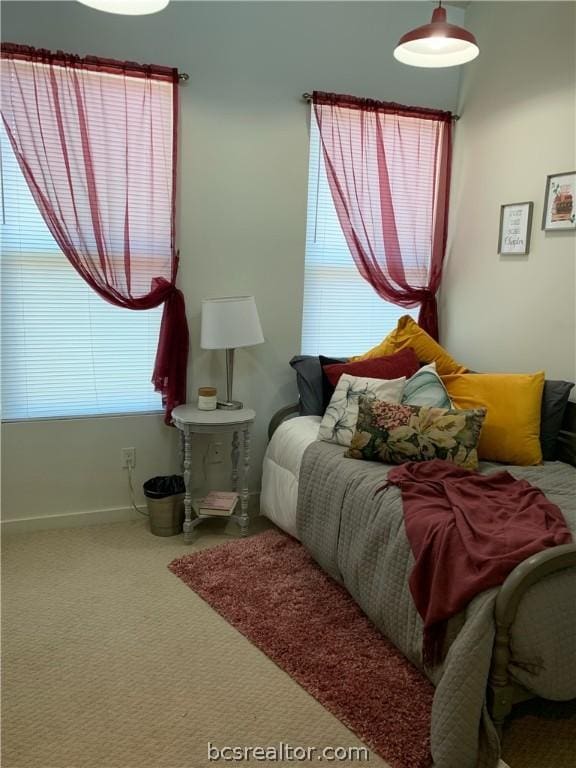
239 426 251 537
182 426 194 544
231 430 239 492
178 430 185 471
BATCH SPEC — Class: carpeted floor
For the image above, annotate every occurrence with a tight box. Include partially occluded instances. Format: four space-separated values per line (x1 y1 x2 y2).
2 518 575 768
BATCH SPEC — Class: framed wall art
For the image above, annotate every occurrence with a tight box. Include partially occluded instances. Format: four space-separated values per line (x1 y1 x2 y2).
498 201 533 255
542 171 576 231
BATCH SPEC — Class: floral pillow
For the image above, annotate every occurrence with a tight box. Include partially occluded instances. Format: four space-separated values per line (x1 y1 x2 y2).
346 396 486 470
318 373 406 447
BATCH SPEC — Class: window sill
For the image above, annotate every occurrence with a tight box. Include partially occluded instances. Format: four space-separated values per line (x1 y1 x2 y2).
2 410 165 424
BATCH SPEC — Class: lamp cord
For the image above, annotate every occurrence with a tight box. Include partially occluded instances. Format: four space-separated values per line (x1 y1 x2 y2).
127 464 149 517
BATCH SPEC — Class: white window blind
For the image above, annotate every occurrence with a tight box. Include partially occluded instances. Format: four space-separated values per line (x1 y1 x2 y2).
301 118 417 358
1 124 163 420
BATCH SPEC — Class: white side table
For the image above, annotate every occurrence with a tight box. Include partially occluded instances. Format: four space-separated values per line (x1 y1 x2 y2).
171 405 256 543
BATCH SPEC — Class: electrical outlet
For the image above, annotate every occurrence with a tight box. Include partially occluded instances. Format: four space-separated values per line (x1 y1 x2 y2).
121 447 136 468
207 441 224 464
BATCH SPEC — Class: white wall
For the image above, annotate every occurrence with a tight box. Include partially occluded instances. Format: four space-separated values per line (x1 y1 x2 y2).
1 1 462 527
1 415 180 529
441 1 576 381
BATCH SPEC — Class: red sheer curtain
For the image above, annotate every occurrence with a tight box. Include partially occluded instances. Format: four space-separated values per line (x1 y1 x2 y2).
313 91 452 341
0 43 188 421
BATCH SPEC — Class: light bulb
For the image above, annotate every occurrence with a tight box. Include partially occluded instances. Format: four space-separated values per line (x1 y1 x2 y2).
77 0 169 16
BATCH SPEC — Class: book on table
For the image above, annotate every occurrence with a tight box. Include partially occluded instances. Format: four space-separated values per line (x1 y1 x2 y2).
194 491 239 517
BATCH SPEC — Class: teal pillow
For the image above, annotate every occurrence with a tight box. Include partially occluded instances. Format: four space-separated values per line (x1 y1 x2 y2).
402 364 451 409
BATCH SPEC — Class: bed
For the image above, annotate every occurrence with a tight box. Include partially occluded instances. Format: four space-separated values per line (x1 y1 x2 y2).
260 402 576 768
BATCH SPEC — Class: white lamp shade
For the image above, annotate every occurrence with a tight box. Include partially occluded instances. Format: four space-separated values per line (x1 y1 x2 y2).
201 296 264 350
77 0 169 15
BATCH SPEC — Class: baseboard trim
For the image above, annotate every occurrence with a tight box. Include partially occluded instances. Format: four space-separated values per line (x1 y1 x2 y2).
1 492 261 535
1 505 143 535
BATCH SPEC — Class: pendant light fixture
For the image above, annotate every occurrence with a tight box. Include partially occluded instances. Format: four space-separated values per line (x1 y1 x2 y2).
77 0 169 15
394 1 479 68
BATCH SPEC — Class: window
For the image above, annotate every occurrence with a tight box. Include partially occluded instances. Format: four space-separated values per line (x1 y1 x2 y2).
301 118 417 358
1 125 163 420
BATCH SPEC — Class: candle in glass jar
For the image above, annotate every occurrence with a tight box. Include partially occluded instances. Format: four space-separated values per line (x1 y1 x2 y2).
198 387 217 411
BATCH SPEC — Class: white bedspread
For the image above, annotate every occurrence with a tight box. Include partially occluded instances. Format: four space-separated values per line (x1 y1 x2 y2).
260 416 320 538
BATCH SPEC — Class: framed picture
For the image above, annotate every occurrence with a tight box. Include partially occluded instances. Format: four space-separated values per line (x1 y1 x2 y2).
498 201 533 255
542 171 576 230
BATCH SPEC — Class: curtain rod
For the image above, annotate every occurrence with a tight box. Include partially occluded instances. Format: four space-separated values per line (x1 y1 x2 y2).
1 43 190 83
301 92 459 120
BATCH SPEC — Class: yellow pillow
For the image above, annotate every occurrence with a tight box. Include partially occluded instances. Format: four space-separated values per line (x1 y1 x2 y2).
351 315 467 376
441 372 545 465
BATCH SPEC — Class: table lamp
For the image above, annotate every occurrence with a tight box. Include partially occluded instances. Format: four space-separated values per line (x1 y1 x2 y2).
200 296 264 410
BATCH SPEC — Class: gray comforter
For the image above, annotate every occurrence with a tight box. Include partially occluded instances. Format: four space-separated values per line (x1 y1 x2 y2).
296 441 576 768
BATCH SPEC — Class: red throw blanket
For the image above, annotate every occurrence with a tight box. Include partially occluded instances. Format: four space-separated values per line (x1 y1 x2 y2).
382 459 572 667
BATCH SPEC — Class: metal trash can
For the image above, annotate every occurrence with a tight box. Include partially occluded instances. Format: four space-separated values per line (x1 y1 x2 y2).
143 475 185 537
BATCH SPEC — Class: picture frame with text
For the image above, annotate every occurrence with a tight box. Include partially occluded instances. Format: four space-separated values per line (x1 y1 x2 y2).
498 201 533 255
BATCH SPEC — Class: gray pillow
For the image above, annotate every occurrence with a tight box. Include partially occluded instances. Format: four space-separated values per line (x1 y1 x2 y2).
289 355 345 416
541 380 574 460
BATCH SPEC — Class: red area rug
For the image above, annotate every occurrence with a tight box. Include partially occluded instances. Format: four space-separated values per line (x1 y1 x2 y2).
169 528 434 768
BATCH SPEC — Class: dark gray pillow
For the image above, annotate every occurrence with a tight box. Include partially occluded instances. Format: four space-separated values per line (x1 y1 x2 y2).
289 355 345 416
541 380 574 460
